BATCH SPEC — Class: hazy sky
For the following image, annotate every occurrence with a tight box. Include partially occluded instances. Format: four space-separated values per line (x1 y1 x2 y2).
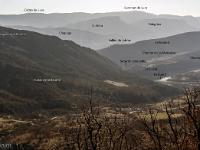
0 0 200 16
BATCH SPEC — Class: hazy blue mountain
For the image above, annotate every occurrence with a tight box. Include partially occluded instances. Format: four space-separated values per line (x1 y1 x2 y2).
0 13 97 27
128 18 198 41
0 11 157 27
1 11 200 49
158 15 200 29
67 16 133 35
9 25 110 49
10 16 198 50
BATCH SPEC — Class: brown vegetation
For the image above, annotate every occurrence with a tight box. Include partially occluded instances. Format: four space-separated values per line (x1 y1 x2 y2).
1 87 200 149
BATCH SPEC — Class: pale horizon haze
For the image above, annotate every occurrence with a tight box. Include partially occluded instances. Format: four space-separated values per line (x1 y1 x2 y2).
0 0 199 17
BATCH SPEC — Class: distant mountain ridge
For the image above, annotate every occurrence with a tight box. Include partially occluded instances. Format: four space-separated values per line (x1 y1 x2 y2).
1 11 200 49
1 11 199 27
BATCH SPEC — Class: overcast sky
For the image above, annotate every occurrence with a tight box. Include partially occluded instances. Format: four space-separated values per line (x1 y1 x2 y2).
0 0 200 16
